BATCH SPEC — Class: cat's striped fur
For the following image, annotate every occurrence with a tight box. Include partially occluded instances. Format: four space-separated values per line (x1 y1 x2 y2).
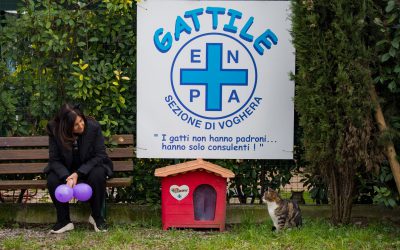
263 188 302 231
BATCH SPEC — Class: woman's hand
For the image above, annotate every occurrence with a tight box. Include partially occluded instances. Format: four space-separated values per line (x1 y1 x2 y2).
66 172 79 188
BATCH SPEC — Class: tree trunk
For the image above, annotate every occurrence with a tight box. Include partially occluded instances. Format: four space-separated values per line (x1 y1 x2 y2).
328 165 354 225
369 87 400 195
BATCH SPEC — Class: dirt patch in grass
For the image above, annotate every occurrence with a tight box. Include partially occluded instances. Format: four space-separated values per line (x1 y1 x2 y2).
0 223 91 243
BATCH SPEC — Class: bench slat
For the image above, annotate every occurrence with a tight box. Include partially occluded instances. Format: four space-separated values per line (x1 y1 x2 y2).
109 134 134 146
0 161 133 174
106 177 133 187
0 134 134 147
107 147 134 158
0 148 133 161
0 149 49 160
0 163 44 174
0 136 48 147
0 177 133 189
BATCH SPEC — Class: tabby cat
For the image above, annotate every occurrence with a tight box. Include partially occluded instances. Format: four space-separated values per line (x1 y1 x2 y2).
263 188 302 231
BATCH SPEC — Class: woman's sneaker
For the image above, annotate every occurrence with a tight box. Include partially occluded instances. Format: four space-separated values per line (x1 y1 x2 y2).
88 215 108 232
50 221 74 234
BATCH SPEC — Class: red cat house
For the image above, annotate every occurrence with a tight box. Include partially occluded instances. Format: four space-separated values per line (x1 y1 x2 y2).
154 159 235 231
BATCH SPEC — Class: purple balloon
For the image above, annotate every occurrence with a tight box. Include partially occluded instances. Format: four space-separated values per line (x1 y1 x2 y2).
73 183 93 201
55 184 73 203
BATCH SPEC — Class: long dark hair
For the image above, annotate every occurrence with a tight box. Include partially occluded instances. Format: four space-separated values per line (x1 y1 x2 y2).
48 103 86 150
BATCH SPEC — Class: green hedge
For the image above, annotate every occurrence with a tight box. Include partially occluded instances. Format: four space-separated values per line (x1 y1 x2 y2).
0 0 135 137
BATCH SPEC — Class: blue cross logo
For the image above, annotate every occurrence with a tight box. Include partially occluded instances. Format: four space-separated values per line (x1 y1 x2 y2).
180 43 248 111
170 33 257 120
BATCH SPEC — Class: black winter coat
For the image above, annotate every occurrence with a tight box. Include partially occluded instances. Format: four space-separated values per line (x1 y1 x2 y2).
44 118 113 180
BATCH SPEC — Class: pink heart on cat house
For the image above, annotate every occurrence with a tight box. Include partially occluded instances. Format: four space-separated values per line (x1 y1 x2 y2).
154 159 235 231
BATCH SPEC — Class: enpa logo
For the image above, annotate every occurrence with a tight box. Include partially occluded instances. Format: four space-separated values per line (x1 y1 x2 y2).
153 7 278 130
171 33 257 120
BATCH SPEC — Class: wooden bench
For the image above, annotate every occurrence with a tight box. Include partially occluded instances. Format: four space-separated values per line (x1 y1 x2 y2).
0 134 134 203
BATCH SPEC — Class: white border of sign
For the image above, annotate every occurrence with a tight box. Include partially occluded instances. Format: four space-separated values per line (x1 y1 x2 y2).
137 0 294 159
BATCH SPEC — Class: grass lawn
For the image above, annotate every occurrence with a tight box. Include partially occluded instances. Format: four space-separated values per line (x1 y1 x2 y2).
1 218 399 250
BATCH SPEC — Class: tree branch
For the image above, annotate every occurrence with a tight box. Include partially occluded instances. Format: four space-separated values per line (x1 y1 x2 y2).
369 86 400 195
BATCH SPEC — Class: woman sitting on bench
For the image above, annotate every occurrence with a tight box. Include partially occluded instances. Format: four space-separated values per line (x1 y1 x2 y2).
45 103 113 234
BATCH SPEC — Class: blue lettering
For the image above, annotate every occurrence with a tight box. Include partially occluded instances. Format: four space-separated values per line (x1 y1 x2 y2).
184 8 203 32
250 102 258 110
228 90 240 103
190 89 201 102
175 16 192 41
191 49 201 63
239 110 249 120
239 17 254 42
227 50 239 64
154 8 277 58
223 9 242 33
205 122 215 130
165 95 173 102
153 28 172 53
254 96 262 104
254 29 278 55
205 7 226 30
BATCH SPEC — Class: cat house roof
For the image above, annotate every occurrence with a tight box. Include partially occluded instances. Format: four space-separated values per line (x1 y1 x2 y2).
154 159 235 178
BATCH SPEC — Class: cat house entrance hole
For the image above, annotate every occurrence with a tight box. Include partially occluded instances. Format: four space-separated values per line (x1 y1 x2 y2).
194 184 217 221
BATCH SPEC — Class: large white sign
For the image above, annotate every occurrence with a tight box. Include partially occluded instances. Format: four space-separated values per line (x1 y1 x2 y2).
137 0 294 159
